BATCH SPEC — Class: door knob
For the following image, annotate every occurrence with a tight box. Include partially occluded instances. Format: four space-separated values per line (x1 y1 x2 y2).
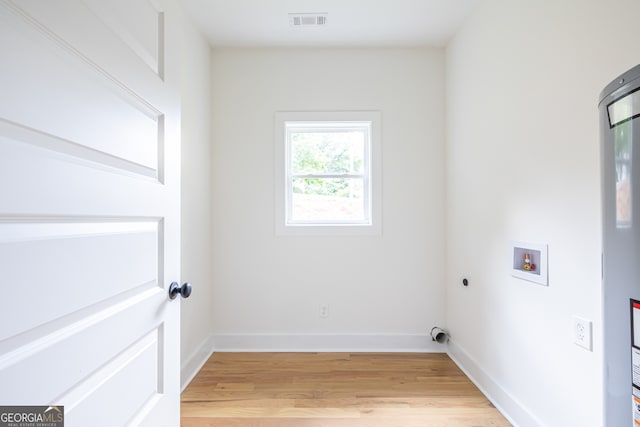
169 282 192 300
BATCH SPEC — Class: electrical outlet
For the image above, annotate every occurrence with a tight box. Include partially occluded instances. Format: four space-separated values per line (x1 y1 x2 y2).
573 316 592 351
319 304 329 318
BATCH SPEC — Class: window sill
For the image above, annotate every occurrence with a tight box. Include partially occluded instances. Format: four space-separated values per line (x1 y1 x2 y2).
275 222 382 236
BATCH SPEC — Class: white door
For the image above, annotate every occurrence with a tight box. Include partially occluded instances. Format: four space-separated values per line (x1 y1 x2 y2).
0 0 182 425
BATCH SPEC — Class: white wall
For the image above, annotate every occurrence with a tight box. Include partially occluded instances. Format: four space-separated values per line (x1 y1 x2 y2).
210 48 446 350
446 0 640 425
178 4 213 387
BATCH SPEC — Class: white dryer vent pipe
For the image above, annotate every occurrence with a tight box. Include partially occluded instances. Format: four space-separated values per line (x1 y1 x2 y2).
430 327 449 344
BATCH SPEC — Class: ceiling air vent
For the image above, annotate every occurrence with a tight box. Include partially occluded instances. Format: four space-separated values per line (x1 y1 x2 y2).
289 13 328 27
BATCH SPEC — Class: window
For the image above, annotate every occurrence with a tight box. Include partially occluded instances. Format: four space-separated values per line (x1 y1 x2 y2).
287 122 369 223
275 112 381 235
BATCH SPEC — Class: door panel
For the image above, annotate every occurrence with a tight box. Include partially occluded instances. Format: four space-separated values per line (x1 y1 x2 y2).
0 290 163 404
0 221 159 341
0 0 180 424
0 5 162 172
64 329 161 426
15 0 165 78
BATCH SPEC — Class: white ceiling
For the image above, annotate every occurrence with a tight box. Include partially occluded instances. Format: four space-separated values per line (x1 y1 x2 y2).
179 0 481 48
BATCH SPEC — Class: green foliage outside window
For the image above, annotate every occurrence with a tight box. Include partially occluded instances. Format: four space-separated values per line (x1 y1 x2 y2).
291 131 364 198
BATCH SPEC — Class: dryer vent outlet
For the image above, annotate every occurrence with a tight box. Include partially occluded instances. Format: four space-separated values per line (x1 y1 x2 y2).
430 327 449 344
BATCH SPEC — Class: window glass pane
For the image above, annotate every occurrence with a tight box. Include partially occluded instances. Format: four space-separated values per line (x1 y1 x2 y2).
291 178 364 221
291 130 364 174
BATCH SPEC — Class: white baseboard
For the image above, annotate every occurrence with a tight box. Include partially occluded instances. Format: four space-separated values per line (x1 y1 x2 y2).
447 339 543 427
211 333 446 352
181 335 215 392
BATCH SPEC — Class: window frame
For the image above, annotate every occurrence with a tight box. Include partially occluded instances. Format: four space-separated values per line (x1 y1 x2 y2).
275 111 382 236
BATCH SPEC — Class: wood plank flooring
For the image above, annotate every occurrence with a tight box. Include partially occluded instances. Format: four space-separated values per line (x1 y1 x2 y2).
181 352 511 427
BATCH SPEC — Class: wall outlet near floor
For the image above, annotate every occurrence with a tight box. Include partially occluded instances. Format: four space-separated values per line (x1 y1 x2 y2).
573 316 592 351
319 304 329 318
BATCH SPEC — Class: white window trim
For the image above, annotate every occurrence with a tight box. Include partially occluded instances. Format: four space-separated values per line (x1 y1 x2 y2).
275 111 382 236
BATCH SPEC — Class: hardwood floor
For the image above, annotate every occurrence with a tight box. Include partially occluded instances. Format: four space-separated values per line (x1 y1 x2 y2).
181 352 511 427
